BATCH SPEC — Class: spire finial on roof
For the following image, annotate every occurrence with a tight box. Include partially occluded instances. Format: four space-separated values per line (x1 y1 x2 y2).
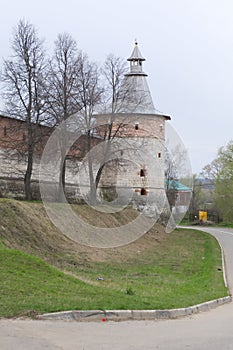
127 40 145 61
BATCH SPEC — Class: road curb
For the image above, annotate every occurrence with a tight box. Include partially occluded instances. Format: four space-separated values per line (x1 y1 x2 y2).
37 296 232 321
185 225 231 293
37 228 232 322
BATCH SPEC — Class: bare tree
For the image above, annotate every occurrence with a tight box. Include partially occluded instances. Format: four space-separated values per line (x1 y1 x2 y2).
73 53 104 202
94 55 128 196
78 54 149 204
164 142 192 210
164 146 178 187
75 54 141 204
1 19 47 200
45 33 83 201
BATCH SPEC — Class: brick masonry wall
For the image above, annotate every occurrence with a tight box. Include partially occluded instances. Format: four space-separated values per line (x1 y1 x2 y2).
96 113 166 140
98 114 167 199
0 113 169 202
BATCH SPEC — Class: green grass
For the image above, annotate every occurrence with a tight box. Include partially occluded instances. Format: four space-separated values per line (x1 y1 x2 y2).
218 223 233 228
0 242 126 317
69 228 227 309
0 228 228 318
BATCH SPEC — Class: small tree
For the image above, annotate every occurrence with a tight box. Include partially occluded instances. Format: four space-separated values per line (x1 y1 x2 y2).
188 175 204 221
214 141 233 222
1 19 47 200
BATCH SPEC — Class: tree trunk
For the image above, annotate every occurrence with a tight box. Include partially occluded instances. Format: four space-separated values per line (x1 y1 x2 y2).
24 146 33 201
56 121 68 202
88 152 97 204
58 156 66 202
95 163 105 191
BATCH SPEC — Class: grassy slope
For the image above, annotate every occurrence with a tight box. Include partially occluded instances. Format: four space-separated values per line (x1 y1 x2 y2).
0 241 126 317
0 199 228 317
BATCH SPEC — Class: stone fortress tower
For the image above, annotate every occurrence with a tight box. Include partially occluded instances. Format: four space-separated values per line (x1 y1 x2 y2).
96 41 171 211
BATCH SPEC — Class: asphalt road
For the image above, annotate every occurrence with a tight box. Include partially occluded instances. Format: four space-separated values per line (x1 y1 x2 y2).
1 226 233 350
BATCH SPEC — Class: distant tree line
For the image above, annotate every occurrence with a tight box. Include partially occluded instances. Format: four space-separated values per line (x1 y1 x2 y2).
201 140 233 223
188 141 233 223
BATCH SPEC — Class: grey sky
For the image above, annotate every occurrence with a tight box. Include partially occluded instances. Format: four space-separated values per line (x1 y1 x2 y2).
1 0 233 174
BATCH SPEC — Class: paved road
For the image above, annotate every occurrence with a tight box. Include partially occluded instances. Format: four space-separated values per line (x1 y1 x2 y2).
1 226 233 350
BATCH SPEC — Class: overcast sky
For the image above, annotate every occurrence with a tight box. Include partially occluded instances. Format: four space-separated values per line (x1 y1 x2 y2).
1 0 233 174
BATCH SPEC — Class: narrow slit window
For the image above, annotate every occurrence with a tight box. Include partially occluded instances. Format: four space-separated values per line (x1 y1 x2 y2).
3 126 7 136
135 122 139 130
140 188 147 196
140 168 146 177
158 152 161 158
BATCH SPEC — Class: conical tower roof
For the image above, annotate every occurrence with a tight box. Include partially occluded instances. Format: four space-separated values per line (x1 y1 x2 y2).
119 41 157 114
94 41 170 119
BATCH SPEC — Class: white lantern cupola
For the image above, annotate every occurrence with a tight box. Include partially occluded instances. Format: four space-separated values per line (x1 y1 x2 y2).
126 40 147 76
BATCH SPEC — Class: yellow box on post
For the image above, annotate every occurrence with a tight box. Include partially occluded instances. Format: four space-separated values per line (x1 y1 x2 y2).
199 211 207 222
